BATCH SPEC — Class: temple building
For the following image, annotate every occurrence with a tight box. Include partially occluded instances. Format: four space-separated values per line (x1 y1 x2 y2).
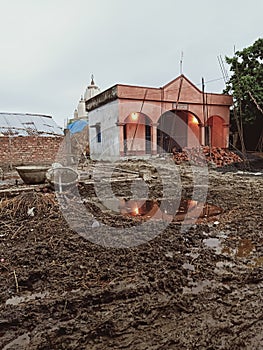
73 75 100 121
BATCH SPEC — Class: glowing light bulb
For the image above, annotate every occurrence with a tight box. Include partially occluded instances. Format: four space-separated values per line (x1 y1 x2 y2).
131 112 138 121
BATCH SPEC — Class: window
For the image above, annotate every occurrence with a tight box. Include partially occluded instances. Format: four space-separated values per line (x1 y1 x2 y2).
96 124 101 143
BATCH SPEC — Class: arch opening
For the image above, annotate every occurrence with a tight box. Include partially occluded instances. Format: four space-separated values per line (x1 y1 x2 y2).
123 112 153 156
157 110 201 153
206 115 225 148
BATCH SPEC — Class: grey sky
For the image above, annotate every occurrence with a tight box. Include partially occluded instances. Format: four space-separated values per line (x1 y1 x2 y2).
0 0 262 127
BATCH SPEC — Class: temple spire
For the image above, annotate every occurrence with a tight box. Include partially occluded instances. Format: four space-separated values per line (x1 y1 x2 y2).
91 74 95 85
84 74 100 100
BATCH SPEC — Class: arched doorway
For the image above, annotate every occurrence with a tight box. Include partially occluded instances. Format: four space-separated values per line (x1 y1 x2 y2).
123 112 152 155
157 110 201 153
206 116 225 147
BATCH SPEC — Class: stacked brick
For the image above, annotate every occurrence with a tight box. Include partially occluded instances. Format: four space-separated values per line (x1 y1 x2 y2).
0 136 64 169
173 146 243 167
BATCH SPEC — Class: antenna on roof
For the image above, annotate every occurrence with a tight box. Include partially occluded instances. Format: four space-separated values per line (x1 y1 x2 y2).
180 51 184 75
217 55 229 85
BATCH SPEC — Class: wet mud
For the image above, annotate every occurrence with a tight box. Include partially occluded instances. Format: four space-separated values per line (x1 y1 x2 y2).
0 162 262 349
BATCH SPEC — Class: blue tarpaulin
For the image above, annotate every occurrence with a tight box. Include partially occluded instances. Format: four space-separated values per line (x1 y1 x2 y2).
67 119 88 134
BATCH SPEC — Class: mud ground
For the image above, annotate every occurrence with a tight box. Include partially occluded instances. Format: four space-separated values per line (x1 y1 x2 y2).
0 159 262 349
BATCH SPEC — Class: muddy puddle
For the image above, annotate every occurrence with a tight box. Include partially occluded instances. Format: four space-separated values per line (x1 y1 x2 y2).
99 198 222 223
203 237 222 254
183 279 212 294
202 237 263 268
203 237 256 258
2 333 30 350
6 292 49 306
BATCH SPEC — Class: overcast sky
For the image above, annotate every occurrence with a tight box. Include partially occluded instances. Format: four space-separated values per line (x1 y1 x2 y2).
0 0 262 127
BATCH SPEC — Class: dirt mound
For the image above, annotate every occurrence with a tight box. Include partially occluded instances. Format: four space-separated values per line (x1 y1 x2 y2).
0 192 58 219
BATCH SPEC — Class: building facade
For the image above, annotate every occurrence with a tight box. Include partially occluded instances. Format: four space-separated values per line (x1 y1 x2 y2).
85 75 233 160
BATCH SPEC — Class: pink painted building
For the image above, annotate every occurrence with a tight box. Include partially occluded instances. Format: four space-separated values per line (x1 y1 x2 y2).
86 75 233 160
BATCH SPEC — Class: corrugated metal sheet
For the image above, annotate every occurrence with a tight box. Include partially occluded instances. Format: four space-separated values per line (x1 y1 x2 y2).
0 113 64 136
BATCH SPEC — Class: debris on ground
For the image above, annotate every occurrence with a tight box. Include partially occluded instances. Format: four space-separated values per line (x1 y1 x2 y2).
173 146 243 167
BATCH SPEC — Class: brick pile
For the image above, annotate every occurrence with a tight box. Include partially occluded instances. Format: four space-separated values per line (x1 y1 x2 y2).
173 146 243 167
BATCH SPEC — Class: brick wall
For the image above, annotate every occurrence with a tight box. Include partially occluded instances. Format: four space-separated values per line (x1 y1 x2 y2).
0 136 64 169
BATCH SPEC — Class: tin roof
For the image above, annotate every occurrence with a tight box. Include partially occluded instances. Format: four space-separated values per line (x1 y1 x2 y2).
0 113 63 136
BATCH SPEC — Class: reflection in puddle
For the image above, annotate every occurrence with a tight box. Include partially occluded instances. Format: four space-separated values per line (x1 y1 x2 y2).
182 263 195 271
203 238 255 259
183 279 212 294
203 238 221 254
216 261 234 268
185 249 200 260
6 292 48 306
103 198 222 223
2 333 30 350
203 238 221 248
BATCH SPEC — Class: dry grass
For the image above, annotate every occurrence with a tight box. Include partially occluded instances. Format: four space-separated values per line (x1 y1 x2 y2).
0 192 58 219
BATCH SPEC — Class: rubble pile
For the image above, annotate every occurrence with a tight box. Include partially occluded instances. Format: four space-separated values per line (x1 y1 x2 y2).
173 146 243 167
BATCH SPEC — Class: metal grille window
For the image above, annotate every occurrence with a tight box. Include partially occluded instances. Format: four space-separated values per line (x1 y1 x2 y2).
96 124 101 143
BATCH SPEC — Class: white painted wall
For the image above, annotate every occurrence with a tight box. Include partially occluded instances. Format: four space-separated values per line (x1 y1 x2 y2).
77 98 87 119
84 85 101 101
89 100 120 160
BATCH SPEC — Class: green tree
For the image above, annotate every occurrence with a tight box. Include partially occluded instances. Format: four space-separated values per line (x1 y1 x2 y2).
225 38 263 151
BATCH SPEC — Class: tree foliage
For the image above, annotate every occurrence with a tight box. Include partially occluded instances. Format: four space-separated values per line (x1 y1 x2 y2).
225 38 263 124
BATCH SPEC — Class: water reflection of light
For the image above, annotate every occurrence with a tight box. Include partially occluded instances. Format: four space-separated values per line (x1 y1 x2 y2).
134 207 139 215
192 116 199 124
117 198 221 222
188 200 198 210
